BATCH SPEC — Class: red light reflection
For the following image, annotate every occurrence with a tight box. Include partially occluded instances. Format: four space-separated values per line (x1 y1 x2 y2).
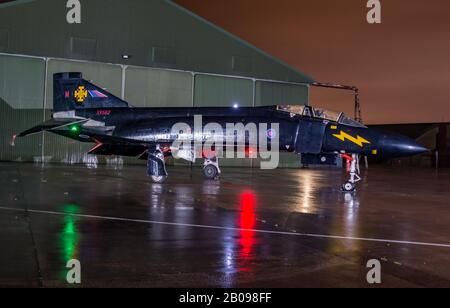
238 190 257 270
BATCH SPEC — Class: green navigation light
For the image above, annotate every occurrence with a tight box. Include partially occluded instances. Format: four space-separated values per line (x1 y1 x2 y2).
69 124 80 133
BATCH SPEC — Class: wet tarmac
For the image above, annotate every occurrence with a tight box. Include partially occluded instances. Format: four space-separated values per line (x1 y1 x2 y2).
1 162 450 288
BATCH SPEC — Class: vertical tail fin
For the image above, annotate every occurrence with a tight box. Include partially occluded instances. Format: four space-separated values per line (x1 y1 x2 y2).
53 72 132 112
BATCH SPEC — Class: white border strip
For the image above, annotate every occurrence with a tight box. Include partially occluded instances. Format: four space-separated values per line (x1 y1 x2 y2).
2 206 450 249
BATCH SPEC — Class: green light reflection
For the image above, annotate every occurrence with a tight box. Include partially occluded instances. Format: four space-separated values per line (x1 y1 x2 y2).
59 204 81 282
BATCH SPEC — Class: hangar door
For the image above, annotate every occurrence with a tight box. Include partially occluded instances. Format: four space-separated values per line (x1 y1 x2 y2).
255 81 309 106
194 74 253 107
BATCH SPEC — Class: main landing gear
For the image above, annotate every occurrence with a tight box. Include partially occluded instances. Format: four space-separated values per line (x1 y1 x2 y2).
147 146 168 183
147 146 221 183
203 157 220 180
341 154 361 192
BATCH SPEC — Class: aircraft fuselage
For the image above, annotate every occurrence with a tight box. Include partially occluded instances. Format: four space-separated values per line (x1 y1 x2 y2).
51 106 426 160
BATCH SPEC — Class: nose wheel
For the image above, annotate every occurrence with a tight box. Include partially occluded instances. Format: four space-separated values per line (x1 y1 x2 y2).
342 181 356 192
341 154 361 192
203 157 220 180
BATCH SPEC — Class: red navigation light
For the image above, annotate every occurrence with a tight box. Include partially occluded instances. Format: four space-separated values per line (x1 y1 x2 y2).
245 147 256 157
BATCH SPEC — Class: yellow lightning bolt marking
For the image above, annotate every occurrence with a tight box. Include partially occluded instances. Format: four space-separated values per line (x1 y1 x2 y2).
332 131 371 147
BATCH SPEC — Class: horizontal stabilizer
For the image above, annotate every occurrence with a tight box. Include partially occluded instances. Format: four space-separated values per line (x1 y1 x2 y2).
88 134 166 160
88 143 148 157
88 134 155 147
18 118 88 137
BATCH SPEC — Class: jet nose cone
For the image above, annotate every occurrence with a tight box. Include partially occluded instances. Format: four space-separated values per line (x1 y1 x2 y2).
379 134 429 158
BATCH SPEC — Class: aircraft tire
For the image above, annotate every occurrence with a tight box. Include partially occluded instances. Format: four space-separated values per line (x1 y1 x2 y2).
203 164 219 180
342 181 355 192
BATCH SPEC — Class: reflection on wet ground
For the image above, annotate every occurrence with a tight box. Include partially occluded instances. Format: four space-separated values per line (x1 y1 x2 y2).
0 162 450 287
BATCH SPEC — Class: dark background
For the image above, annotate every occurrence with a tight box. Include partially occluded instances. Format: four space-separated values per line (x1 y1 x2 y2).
176 0 450 125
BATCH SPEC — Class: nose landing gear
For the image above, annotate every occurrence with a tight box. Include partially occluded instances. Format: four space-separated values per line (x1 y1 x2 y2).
341 154 361 192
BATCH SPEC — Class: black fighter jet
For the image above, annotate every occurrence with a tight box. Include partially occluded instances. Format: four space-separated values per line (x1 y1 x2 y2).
19 72 428 191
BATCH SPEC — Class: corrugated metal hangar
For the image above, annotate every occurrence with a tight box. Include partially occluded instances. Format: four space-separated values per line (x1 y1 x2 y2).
0 0 313 167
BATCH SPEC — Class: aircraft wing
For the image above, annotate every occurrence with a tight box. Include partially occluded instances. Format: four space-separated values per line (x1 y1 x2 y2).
87 134 171 158
88 133 154 147
18 118 89 137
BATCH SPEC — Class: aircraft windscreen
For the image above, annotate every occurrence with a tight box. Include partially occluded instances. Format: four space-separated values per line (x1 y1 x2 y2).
313 108 341 122
339 114 367 128
277 105 306 115
277 105 366 127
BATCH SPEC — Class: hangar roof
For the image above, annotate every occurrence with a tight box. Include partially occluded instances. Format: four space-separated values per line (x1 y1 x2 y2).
0 0 314 84
0 0 33 7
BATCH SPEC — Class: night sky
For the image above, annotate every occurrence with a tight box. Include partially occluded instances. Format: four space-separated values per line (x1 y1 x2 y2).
176 0 450 125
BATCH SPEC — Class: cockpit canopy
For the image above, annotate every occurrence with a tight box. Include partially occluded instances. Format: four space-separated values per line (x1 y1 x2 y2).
277 105 366 128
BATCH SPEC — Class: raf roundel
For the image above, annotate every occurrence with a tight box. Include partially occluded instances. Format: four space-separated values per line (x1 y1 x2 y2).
267 128 277 140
